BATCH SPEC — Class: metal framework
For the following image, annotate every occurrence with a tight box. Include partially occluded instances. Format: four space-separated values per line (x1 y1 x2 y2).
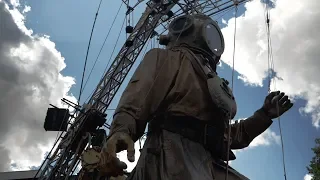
35 0 248 179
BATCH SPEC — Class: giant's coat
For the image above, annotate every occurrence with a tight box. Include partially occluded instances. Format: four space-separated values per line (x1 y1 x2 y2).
109 48 273 180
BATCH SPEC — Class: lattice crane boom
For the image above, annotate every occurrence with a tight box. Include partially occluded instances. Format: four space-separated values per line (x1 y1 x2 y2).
36 0 247 179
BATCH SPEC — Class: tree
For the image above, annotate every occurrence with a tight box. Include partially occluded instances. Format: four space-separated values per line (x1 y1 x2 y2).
307 138 320 180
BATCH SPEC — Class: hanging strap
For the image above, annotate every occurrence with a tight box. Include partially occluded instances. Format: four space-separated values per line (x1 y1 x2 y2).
178 47 215 81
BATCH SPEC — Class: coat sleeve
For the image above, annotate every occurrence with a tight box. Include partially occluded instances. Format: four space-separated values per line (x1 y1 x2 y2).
109 48 179 142
229 108 273 149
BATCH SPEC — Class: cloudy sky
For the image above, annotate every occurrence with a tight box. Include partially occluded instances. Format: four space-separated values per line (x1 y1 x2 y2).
0 0 319 179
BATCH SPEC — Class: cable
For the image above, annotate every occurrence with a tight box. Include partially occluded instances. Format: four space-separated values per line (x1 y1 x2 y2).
265 2 271 93
230 6 237 92
50 7 111 175
264 2 287 179
100 17 127 86
225 4 238 180
78 0 103 105
82 2 124 94
83 17 127 104
277 107 287 180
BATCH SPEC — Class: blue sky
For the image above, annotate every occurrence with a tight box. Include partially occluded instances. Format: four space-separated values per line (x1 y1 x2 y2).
17 0 319 179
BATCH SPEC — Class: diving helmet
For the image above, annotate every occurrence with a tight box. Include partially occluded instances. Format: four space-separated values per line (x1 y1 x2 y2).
159 14 225 66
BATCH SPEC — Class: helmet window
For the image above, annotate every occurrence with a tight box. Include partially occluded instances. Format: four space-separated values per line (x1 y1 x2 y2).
205 24 223 54
169 16 193 34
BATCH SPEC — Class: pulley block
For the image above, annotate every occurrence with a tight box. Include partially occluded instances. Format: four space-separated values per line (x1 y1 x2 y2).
126 26 134 33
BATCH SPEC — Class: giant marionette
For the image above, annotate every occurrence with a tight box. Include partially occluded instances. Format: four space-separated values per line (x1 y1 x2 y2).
98 14 293 180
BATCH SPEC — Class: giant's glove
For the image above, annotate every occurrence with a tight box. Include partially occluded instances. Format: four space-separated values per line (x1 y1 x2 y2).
261 91 293 119
98 132 135 177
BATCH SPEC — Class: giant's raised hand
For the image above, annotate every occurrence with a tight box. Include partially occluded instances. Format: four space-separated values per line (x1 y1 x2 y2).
261 91 294 119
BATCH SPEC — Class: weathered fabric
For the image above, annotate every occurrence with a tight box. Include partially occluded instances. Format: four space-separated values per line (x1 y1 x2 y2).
109 48 273 180
126 128 254 180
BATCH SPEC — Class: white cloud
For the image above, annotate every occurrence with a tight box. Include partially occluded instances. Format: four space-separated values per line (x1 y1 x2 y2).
0 0 76 171
221 0 320 128
249 129 280 148
22 5 30 14
232 128 280 156
231 119 280 149
222 18 227 25
117 139 146 172
230 128 280 165
304 174 312 180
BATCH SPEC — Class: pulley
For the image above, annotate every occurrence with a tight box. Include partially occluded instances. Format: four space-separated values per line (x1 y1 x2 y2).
126 26 134 33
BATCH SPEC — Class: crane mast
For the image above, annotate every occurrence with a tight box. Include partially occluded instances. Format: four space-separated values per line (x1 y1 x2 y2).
36 0 248 179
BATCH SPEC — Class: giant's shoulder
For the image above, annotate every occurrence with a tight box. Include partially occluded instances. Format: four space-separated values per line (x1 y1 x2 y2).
144 48 184 60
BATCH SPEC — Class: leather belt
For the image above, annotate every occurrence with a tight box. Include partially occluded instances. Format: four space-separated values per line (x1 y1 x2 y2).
158 115 226 158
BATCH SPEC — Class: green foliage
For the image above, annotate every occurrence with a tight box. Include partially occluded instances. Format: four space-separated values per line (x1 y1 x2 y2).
307 138 320 180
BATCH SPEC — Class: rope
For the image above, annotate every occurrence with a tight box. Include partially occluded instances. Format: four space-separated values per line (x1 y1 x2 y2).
99 17 127 86
265 2 271 93
265 2 287 179
225 4 238 180
82 2 124 93
83 16 127 104
78 0 103 105
278 107 287 180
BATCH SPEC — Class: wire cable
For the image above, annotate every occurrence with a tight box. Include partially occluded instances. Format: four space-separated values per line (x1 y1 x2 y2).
277 105 287 180
99 17 127 88
265 2 287 179
82 2 124 94
84 17 127 104
265 2 271 93
78 0 103 105
225 4 238 180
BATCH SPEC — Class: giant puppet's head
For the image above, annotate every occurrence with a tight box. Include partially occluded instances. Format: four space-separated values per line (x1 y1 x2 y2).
159 14 225 70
